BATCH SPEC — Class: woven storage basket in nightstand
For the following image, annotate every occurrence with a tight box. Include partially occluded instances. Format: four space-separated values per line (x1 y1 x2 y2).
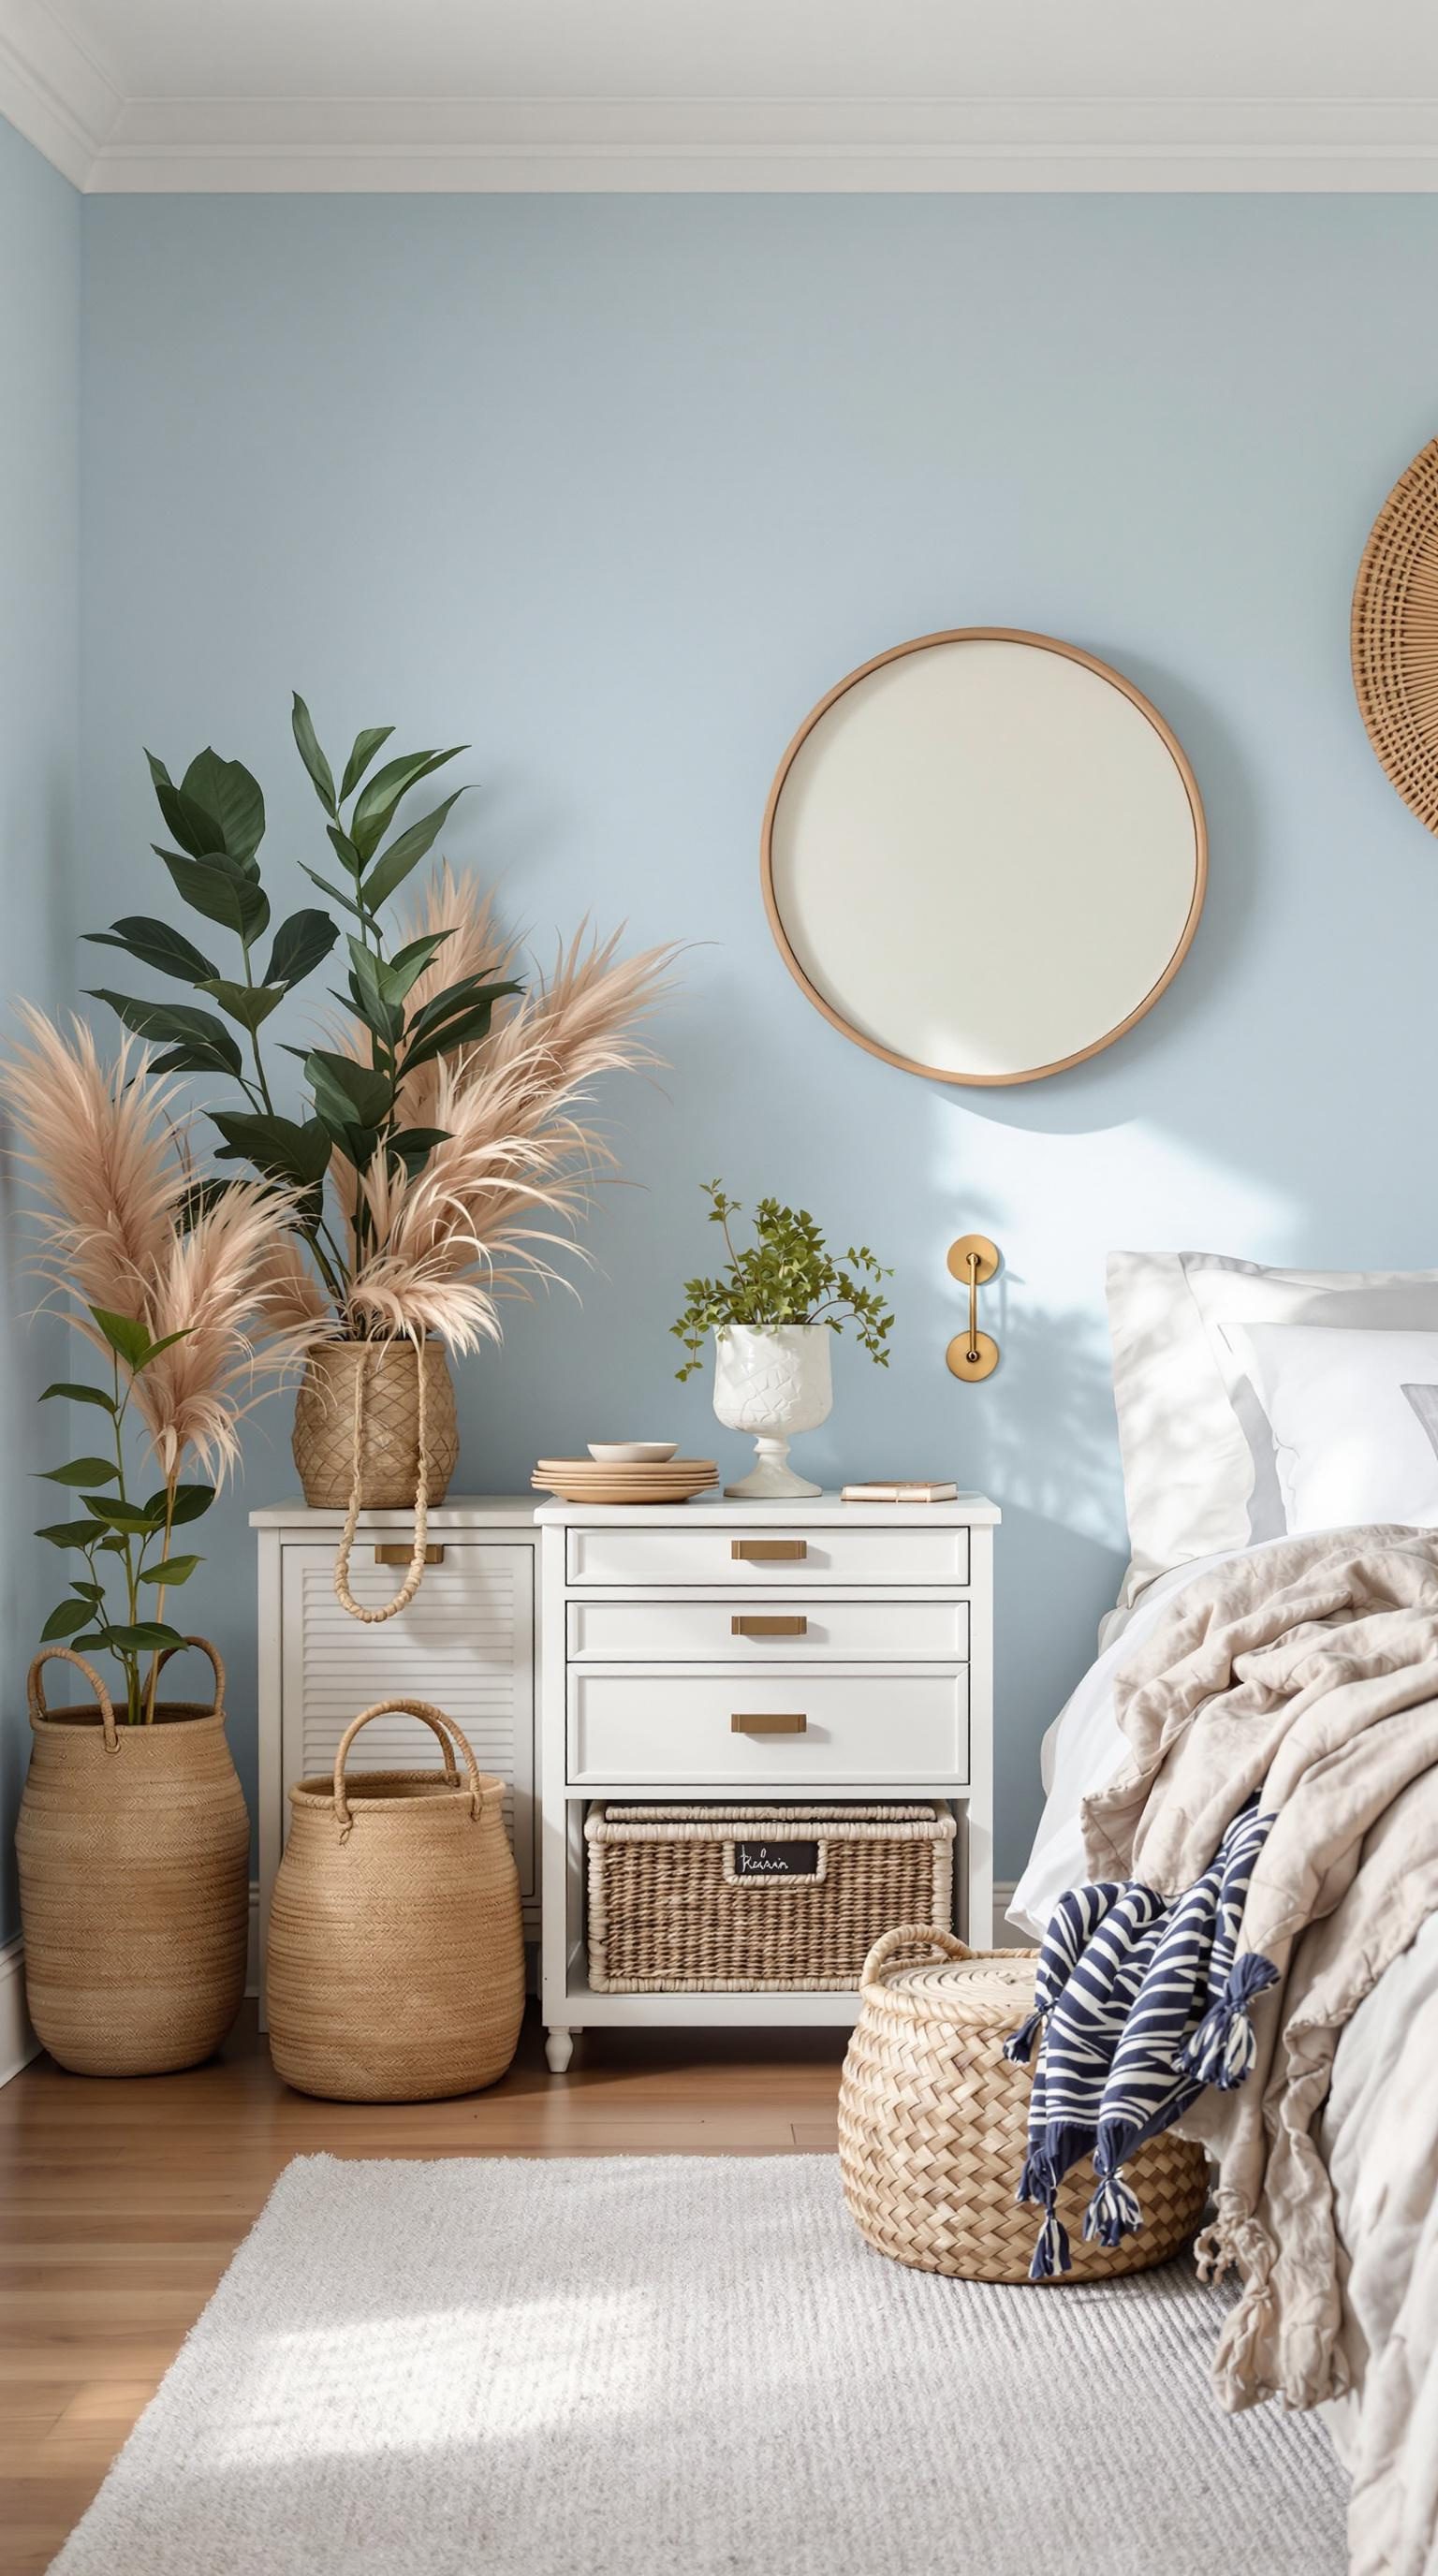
584 1804 955 1991
839 1927 1209 2284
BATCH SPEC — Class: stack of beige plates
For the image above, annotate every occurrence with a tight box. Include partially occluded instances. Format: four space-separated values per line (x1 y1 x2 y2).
532 1458 720 1504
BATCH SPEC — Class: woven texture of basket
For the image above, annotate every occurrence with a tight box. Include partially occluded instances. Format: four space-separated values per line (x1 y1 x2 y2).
1353 435 1438 833
292 1339 459 1511
839 1927 1210 2285
585 1804 955 1991
266 1699 524 2101
16 1642 249 2077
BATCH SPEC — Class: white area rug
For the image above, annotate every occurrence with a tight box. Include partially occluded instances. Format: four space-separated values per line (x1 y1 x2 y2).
53 2154 1348 2575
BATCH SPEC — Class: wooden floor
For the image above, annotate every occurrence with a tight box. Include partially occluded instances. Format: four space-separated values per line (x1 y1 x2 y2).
0 2004 847 2575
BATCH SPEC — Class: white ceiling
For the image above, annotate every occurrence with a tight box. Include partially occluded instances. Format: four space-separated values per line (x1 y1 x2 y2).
5 0 1438 192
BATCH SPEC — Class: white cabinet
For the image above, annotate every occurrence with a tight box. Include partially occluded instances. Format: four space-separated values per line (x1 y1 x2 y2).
537 1490 998 2071
252 1500 540 2004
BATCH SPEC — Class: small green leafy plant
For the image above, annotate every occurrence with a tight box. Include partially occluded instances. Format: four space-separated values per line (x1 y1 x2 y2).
670 1182 894 1382
37 1308 214 1724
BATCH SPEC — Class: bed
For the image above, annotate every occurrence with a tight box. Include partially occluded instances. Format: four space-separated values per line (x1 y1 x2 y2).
1006 1251 1438 2576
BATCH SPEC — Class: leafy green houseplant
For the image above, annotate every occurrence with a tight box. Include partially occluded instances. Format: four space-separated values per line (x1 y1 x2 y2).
670 1183 894 1501
81 698 670 1573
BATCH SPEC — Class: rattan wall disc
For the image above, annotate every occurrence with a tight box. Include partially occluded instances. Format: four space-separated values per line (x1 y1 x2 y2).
1353 438 1438 832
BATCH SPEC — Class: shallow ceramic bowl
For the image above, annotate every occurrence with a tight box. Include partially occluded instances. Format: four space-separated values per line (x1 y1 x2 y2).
586 1442 679 1463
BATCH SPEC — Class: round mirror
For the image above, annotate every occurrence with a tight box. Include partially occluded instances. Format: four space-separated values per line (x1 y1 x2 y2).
761 628 1207 1087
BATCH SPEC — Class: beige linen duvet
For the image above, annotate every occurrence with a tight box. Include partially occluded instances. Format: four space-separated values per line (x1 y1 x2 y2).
1079 1527 1438 2575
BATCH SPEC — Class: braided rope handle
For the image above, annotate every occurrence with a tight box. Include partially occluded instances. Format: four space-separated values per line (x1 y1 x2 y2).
28 1646 118 1749
330 1698 484 1833
149 1634 227 1711
332 1341 432 1624
860 1924 972 1991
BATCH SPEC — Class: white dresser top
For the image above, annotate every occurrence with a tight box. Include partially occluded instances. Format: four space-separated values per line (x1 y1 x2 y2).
249 1495 538 1528
534 1490 1000 1526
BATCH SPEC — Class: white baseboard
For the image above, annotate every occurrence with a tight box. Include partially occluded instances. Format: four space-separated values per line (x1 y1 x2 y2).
992 1883 1026 1947
0 1934 38 2086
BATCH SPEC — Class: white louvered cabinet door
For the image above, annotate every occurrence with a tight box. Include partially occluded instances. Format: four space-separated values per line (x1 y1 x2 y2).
279 1542 536 1903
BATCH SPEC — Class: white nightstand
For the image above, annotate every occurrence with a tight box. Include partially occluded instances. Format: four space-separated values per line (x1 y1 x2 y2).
536 1490 997 2071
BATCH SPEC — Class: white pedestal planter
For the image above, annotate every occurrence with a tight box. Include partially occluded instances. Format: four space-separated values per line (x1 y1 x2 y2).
712 1325 833 1500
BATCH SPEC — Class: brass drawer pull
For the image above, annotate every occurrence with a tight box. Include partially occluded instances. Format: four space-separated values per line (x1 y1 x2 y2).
374 1544 445 1567
731 1713 808 1734
731 1614 808 1638
731 1538 808 1562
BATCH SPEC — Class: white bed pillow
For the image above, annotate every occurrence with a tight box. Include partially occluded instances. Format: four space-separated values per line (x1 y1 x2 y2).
1220 1322 1438 1535
1105 1251 1438 1623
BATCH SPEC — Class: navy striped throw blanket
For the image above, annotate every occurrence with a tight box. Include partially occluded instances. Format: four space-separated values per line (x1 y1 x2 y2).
1006 1800 1278 2279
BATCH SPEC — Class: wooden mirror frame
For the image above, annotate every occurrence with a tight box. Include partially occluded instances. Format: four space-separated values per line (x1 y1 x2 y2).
759 626 1209 1089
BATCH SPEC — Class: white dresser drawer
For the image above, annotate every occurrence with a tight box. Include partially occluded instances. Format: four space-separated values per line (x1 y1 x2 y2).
565 1524 970 1589
567 1667 969 1785
567 1597 969 1663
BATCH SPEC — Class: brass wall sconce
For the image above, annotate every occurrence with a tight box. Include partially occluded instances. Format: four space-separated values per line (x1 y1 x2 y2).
946 1234 1000 1382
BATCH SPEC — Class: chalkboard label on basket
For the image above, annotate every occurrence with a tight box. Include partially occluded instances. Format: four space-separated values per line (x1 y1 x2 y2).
733 1840 820 1880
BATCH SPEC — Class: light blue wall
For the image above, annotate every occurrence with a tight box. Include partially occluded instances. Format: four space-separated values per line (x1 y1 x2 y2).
0 117 79 1938
77 193 1438 1873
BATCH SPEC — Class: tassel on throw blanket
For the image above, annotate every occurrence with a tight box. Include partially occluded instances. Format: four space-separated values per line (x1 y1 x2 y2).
1010 1800 1278 2280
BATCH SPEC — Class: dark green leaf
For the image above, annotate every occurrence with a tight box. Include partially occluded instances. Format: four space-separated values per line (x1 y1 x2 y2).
303 1048 393 1132
265 909 338 988
69 1581 104 1602
87 1307 153 1369
139 1554 201 1586
105 1622 187 1653
384 1127 450 1178
299 865 365 925
83 916 217 984
290 694 336 816
85 1499 167 1534
158 850 271 944
389 930 452 980
196 978 286 1032
402 985 520 1071
326 826 364 881
37 1520 102 1550
405 974 521 1047
145 753 223 860
180 750 265 860
38 1459 119 1488
211 1111 332 1188
87 991 243 1078
176 1177 241 1229
39 1382 117 1413
155 1484 215 1527
361 789 468 912
339 725 394 803
41 1599 94 1641
350 746 466 862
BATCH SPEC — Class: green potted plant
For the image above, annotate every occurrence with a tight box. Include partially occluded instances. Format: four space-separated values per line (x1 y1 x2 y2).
3 1011 306 2074
85 696 670 1615
670 1182 894 1498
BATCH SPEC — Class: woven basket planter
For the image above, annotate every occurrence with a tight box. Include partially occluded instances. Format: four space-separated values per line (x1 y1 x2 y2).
585 1803 955 1991
15 1643 249 2078
292 1339 459 1510
839 1927 1210 2285
267 1699 524 2101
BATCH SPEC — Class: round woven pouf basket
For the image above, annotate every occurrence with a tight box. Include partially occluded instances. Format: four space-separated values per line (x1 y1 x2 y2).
839 1926 1210 2285
267 1700 524 2102
16 1642 249 2077
291 1339 459 1510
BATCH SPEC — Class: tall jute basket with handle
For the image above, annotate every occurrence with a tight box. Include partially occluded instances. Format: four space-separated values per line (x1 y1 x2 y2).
16 1641 249 2077
839 1927 1209 2284
291 1339 460 1623
266 1700 524 2102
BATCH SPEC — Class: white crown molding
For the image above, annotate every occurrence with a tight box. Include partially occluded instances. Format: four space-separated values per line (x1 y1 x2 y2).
5 19 1438 196
0 0 118 186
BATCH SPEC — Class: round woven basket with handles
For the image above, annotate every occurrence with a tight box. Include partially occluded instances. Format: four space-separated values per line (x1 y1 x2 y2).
838 1926 1210 2285
15 1641 249 2077
266 1699 524 2102
292 1338 460 1624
